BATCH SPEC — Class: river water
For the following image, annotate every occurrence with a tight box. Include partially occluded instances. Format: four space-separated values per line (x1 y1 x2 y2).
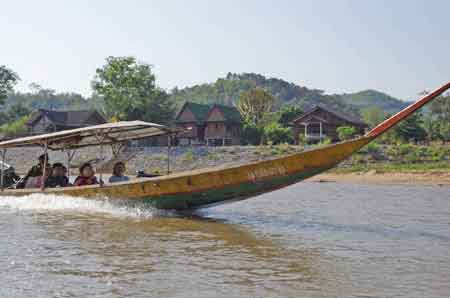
0 182 449 298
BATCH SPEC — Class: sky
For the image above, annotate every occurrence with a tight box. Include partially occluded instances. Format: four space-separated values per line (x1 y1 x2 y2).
1 0 449 100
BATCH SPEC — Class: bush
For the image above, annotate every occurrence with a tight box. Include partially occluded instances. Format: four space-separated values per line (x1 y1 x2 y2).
0 115 30 137
207 153 219 161
397 143 414 156
298 133 306 146
428 146 448 161
242 123 263 145
404 151 419 163
263 122 293 145
319 137 332 145
361 142 380 154
181 150 195 162
337 126 357 141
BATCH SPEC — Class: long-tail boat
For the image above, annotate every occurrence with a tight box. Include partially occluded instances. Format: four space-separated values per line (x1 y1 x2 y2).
0 82 449 210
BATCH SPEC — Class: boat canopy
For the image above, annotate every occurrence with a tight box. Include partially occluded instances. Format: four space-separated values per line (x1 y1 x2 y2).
0 121 174 150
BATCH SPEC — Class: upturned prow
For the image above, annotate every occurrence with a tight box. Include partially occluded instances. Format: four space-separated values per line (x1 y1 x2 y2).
367 81 450 138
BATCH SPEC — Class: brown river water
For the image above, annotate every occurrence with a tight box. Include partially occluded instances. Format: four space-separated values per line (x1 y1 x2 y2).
0 182 449 297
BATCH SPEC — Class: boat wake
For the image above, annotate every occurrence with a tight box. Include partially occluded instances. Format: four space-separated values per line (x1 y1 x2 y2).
0 194 176 219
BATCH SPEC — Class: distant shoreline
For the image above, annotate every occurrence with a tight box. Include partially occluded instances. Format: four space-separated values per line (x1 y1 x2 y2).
308 171 450 186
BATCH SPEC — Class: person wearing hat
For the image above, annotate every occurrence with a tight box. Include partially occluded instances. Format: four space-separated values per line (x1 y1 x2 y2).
16 153 50 189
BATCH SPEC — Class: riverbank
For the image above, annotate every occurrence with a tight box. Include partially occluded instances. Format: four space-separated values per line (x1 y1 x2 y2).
309 171 450 186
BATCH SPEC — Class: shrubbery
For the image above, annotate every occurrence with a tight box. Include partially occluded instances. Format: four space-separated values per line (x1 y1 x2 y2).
0 116 30 137
263 122 293 145
337 126 357 141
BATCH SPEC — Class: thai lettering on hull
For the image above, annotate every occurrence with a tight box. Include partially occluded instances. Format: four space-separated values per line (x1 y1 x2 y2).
248 165 287 181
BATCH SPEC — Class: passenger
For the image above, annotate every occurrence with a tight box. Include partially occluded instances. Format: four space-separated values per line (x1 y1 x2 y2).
0 162 20 189
109 162 130 183
17 154 50 189
25 166 52 189
73 163 100 186
45 163 69 188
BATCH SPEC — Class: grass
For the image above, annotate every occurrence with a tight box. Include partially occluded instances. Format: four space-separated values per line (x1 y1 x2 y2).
181 150 195 162
207 153 220 161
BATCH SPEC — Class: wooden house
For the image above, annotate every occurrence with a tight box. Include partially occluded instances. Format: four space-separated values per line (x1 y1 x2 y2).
26 109 107 134
174 102 211 146
204 104 242 146
291 104 368 143
174 102 242 146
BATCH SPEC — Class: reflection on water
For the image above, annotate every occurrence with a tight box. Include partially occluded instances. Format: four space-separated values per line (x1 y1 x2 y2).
1 182 450 297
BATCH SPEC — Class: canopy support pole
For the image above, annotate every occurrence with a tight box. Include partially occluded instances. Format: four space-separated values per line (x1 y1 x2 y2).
319 122 323 141
41 141 48 191
93 130 107 187
65 149 76 182
1 149 6 191
99 142 104 185
167 134 171 175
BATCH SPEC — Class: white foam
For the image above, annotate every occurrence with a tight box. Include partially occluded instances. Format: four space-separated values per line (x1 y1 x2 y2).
0 193 172 219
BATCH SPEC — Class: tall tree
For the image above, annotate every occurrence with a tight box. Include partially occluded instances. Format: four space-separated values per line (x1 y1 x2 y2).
430 94 450 122
361 106 387 128
393 113 427 143
237 88 275 126
429 94 450 143
91 56 174 123
0 65 19 105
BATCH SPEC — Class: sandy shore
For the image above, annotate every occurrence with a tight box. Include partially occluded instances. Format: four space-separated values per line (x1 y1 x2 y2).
308 171 450 186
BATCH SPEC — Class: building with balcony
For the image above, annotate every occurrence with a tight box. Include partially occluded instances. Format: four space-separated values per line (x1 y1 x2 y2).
291 104 367 143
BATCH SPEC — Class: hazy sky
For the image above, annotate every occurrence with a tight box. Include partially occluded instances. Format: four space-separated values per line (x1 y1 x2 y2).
1 0 449 100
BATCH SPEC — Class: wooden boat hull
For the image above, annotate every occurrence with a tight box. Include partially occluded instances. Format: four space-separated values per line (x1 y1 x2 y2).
0 136 373 210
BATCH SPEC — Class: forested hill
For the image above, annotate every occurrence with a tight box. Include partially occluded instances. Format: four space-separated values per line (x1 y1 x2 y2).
336 90 408 114
3 73 406 117
170 73 406 115
4 90 90 111
170 73 357 114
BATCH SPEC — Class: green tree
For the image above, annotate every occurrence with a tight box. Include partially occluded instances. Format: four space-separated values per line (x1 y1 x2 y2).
0 65 19 105
278 105 303 127
361 106 387 128
430 94 450 122
392 113 427 143
237 88 275 126
0 103 31 126
241 123 262 145
438 122 450 142
263 122 293 144
8 103 31 119
0 115 30 137
92 56 174 123
337 126 357 141
428 94 450 143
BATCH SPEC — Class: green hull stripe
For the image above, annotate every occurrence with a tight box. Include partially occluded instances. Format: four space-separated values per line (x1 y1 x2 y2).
137 167 330 210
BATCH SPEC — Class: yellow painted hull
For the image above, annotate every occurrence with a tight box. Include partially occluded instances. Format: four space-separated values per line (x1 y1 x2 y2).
0 136 373 210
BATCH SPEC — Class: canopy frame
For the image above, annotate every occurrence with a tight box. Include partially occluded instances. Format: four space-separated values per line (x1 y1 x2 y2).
0 121 175 151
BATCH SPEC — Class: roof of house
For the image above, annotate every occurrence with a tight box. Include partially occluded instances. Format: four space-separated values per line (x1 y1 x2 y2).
176 102 242 124
293 104 367 126
175 102 211 123
27 109 107 127
208 104 242 123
